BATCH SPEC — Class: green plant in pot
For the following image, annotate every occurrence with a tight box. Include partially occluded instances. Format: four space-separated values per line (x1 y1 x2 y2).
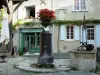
37 8 55 27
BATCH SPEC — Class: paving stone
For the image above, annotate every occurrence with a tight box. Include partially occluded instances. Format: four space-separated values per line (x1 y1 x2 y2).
0 55 98 75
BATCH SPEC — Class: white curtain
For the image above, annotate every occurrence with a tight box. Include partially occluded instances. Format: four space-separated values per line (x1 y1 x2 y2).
0 7 10 44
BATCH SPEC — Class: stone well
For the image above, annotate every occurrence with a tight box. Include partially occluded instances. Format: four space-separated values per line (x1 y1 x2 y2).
69 50 96 71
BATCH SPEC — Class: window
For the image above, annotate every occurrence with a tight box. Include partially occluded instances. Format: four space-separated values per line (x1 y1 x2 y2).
66 26 74 39
87 26 94 40
26 6 35 19
74 0 86 11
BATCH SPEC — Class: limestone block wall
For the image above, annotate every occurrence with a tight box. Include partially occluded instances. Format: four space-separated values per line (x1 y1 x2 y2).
56 0 100 20
53 25 80 53
13 0 53 23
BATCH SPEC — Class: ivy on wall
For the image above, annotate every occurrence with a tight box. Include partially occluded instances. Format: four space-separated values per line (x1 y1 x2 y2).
12 19 41 31
0 8 5 29
53 19 100 26
12 19 100 31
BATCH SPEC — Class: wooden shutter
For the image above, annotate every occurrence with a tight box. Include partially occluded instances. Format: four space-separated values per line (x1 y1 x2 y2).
60 25 66 40
74 25 80 40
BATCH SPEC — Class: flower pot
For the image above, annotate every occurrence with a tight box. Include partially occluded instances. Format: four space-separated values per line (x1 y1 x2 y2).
40 19 51 27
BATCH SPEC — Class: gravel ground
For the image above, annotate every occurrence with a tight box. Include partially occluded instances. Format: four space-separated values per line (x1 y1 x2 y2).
0 56 99 75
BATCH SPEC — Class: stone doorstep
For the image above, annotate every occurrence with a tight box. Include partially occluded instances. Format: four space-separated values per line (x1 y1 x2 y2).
15 65 71 73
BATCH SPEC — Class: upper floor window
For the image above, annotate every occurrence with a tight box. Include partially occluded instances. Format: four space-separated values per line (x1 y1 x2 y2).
26 6 35 19
66 26 74 39
74 0 86 11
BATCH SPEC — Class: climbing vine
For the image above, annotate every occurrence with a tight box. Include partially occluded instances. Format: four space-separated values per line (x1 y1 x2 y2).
0 7 7 29
12 19 100 31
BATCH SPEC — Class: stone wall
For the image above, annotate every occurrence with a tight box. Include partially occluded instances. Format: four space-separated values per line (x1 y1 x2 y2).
56 0 100 20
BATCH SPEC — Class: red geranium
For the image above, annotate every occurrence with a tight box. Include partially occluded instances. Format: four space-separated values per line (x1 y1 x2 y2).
37 8 55 20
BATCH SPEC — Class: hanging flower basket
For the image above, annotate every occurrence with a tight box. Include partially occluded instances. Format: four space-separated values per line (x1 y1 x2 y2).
37 8 55 27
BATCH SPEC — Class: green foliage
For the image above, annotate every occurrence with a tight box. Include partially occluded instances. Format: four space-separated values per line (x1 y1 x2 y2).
0 23 2 29
94 65 100 73
89 68 95 72
12 19 100 31
13 19 23 27
0 8 6 30
23 22 32 26
19 51 25 56
71 67 78 71
12 19 23 31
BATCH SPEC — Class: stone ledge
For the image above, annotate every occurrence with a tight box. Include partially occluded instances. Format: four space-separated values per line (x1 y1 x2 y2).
69 49 96 54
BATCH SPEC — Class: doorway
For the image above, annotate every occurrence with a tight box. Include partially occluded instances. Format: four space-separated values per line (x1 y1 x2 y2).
87 26 95 48
23 32 40 53
19 28 43 53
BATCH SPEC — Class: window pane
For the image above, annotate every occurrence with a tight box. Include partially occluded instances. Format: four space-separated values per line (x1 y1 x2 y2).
71 26 73 29
67 33 69 35
71 33 73 35
67 29 69 32
71 29 73 32
91 37 94 40
67 26 69 29
74 0 86 10
88 33 90 36
91 30 94 32
91 33 94 36
71 36 73 39
81 0 86 10
66 26 74 39
88 36 90 40
67 36 69 39
87 26 94 40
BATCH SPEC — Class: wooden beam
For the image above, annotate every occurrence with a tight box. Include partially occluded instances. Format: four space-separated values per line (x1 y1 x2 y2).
8 0 13 52
13 0 28 1
5 0 10 14
13 1 24 13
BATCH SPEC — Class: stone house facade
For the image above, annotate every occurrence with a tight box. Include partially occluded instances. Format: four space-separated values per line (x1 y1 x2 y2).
54 0 100 53
12 0 100 53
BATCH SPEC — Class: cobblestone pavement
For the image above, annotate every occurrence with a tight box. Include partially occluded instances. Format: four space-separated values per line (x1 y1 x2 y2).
0 56 99 75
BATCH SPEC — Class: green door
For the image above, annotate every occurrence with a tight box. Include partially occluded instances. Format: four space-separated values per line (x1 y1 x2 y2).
23 33 40 53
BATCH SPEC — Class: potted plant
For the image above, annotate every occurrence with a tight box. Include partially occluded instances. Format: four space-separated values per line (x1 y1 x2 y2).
37 8 55 27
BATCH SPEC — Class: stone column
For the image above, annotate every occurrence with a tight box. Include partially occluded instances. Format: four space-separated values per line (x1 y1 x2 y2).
38 31 53 65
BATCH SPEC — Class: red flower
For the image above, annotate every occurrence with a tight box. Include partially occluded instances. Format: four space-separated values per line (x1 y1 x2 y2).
37 8 55 20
